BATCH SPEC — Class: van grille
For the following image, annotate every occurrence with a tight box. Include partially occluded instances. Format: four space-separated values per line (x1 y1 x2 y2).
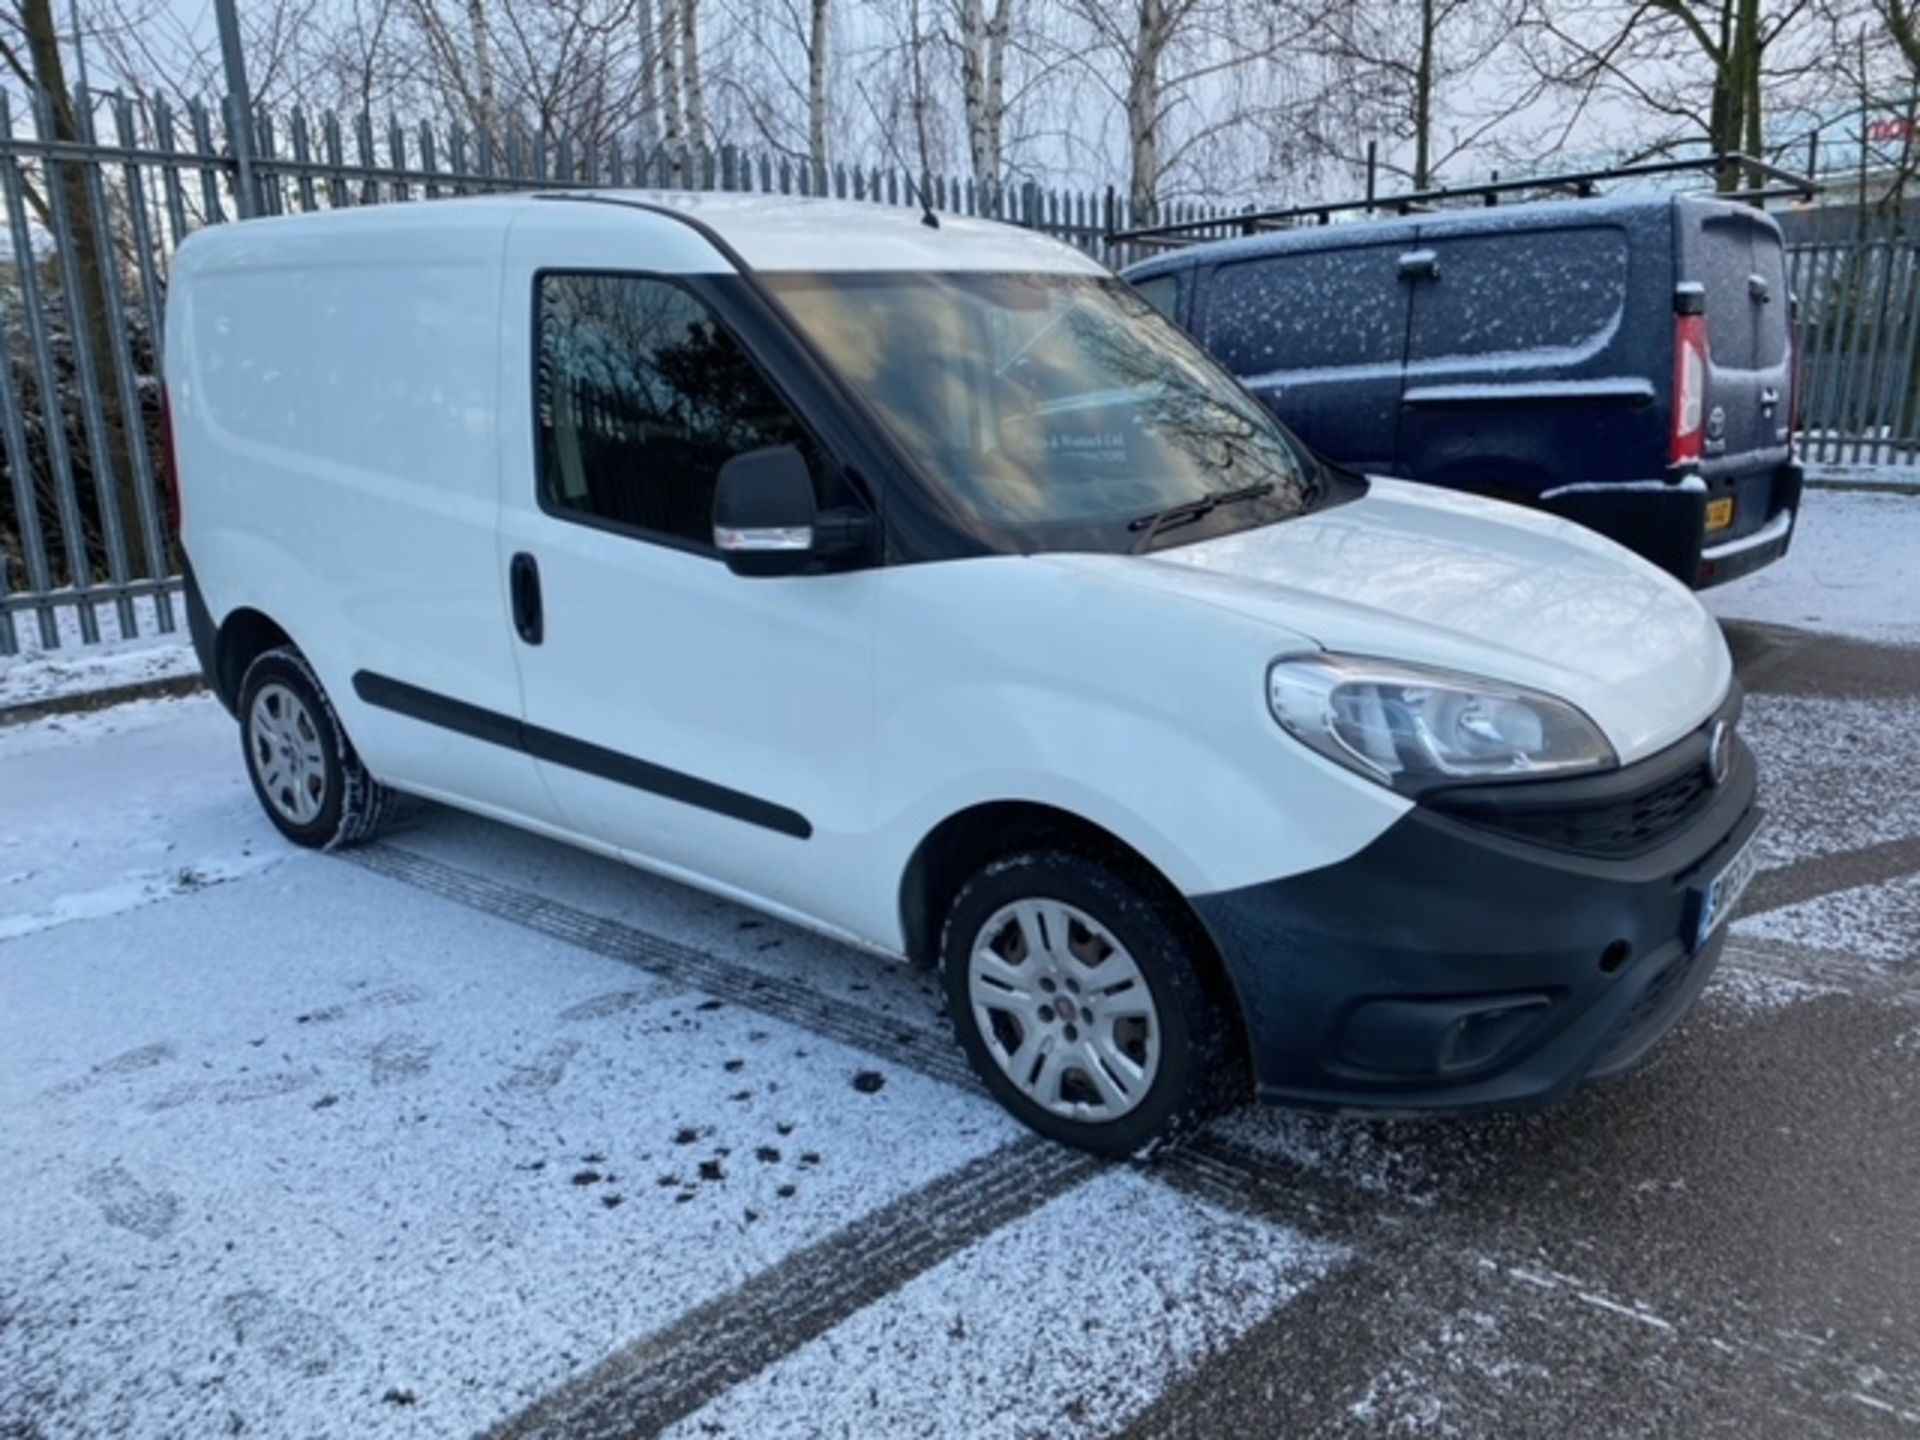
1432 763 1715 858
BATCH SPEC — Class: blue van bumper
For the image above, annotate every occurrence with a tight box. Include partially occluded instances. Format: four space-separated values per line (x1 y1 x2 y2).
1191 703 1758 1111
1540 460 1801 588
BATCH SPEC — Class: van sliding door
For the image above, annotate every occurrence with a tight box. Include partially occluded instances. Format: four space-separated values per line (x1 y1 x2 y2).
1397 218 1647 497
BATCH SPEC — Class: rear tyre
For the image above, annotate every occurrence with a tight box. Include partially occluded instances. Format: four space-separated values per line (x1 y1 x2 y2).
941 849 1238 1158
238 646 393 849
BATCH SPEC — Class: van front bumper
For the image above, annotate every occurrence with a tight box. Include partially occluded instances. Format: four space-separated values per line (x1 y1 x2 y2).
1192 722 1759 1112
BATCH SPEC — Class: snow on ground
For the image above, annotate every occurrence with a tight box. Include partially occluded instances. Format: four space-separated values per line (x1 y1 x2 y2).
0 696 274 941
1702 962 1847 1014
1805 458 1920 490
0 592 195 708
664 1169 1344 1440
1732 694 1920 872
0 698 1023 1437
385 803 952 1042
5 559 1918 1434
0 634 198 709
1706 490 1920 647
2 867 1015 1436
1734 873 1920 968
0 689 1354 1440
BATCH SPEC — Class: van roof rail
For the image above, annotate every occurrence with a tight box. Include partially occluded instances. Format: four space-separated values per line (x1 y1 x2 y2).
1109 152 1820 250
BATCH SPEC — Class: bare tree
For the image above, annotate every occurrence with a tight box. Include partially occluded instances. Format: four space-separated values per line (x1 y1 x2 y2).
957 0 1013 182
1520 0 1844 189
682 0 706 149
636 0 660 146
1883 0 1920 73
0 0 140 574
660 0 684 156
808 0 829 173
1057 0 1317 212
466 0 498 132
1306 0 1541 190
406 0 522 135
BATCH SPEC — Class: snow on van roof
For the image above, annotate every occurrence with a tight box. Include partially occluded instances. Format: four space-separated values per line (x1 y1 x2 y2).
564 190 1112 274
1122 191 1723 278
179 188 1109 277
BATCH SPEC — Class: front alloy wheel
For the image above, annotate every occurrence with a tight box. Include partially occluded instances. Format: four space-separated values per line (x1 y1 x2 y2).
942 850 1240 1157
967 899 1162 1122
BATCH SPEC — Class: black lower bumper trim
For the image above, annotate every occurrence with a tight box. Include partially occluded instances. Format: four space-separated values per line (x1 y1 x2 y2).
182 556 225 712
1192 742 1758 1111
1538 459 1801 589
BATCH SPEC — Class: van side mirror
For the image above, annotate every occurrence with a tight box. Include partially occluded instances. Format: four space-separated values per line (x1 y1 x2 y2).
713 444 874 577
713 445 818 577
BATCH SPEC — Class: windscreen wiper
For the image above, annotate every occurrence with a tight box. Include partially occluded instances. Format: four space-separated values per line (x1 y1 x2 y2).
1128 481 1274 555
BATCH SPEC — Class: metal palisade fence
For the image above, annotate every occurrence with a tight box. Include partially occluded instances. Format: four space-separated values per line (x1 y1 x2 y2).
0 87 1916 660
0 85 1243 659
1778 203 1920 472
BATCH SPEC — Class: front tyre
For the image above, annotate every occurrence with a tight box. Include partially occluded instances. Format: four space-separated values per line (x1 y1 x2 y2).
238 646 393 849
941 850 1238 1158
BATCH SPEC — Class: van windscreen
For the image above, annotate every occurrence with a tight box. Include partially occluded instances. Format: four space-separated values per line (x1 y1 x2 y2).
762 271 1319 552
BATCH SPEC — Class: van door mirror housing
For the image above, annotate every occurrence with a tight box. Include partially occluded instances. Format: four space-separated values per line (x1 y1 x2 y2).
713 445 818 576
713 444 873 576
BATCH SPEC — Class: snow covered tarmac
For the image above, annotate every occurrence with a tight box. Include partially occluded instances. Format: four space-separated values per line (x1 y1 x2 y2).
6 602 1920 1436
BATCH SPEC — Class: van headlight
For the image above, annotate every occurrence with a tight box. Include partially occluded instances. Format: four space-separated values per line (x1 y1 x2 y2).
1266 654 1616 793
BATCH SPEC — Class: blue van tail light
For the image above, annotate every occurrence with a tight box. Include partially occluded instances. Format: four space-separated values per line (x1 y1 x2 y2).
1670 312 1707 466
1788 295 1804 447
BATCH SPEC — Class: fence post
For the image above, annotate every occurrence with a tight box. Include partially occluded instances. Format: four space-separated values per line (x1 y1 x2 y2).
212 0 261 218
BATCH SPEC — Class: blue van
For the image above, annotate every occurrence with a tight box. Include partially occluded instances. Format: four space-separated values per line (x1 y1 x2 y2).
1122 194 1803 587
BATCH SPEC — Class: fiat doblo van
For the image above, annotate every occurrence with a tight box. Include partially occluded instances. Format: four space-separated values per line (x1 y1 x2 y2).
168 193 1761 1155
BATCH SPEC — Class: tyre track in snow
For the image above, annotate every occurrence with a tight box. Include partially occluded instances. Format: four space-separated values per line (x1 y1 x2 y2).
486 1139 1099 1440
340 842 976 1091
338 842 1391 1433
339 839 1916 1439
342 838 1447 1227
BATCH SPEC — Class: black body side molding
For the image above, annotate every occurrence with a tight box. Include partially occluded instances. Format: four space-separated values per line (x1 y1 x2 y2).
351 671 813 840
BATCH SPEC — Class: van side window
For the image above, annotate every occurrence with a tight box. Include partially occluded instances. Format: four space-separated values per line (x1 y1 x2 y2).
536 273 815 547
1129 272 1182 322
1204 248 1409 376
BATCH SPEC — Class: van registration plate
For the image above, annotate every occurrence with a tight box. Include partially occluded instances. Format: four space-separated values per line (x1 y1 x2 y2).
1693 825 1763 950
1705 496 1735 531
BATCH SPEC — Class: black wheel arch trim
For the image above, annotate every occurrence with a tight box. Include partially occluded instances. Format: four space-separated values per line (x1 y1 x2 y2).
350 670 813 840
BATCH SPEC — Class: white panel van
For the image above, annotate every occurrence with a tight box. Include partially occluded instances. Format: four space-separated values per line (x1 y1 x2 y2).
167 193 1761 1154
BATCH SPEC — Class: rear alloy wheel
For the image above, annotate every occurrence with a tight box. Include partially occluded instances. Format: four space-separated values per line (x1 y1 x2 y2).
249 682 328 828
238 646 393 849
942 850 1238 1157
